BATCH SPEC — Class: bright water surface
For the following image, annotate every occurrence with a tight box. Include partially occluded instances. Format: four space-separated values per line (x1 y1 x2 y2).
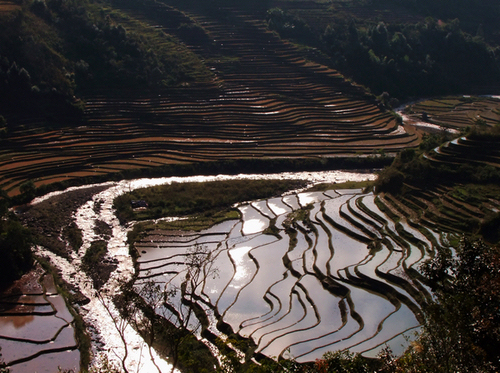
22 170 375 372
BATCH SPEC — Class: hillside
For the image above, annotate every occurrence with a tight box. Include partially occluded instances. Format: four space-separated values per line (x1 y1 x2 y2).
0 0 423 198
267 0 500 98
2 0 500 198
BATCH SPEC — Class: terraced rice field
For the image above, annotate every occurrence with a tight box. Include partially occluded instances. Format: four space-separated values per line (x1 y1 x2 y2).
0 0 20 13
0 1 418 196
133 187 449 362
0 265 80 373
424 135 500 170
404 97 500 129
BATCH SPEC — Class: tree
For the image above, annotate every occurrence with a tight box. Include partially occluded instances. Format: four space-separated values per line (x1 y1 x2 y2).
0 217 34 285
19 180 36 201
313 350 371 373
121 243 219 373
395 237 500 372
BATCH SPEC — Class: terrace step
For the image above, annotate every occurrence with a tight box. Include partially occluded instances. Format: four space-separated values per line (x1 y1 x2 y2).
1 3 418 195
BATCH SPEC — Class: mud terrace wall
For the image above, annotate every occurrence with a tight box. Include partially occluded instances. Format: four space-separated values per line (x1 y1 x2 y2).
133 187 450 363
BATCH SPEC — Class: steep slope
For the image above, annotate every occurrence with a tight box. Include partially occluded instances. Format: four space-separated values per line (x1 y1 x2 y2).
0 0 418 196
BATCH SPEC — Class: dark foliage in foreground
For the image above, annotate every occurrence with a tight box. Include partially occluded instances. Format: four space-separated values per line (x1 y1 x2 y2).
412 237 500 372
0 212 34 286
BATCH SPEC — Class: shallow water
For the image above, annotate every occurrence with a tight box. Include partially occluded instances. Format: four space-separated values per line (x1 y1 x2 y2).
132 185 436 363
0 270 79 373
13 170 385 370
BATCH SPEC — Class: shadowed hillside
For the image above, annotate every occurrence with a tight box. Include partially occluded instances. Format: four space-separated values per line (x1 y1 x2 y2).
0 0 419 197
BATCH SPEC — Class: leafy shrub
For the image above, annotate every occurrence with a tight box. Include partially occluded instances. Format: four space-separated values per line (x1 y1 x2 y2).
114 179 306 224
62 221 83 251
178 23 210 45
419 133 447 152
374 167 405 194
82 240 107 269
480 212 500 243
0 217 34 285
412 238 500 372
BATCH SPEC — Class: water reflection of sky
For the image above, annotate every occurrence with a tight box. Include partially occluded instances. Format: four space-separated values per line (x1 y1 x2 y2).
267 197 291 216
134 186 436 362
229 245 253 282
30 169 443 369
239 205 269 235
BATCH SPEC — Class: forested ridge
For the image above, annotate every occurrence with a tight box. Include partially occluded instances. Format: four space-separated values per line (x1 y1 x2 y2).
266 0 500 100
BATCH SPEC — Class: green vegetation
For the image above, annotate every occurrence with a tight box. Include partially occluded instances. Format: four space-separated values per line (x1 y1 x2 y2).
82 240 117 289
2 0 500 371
467 122 500 141
0 0 211 131
410 237 500 372
127 209 241 247
36 256 92 370
308 179 373 192
0 212 34 286
266 2 500 99
62 221 83 251
284 203 314 228
373 125 500 243
115 282 219 373
394 0 500 39
374 139 500 196
115 179 307 224
82 240 108 270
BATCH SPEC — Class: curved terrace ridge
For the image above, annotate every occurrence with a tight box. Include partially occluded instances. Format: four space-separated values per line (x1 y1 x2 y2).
133 188 446 363
0 3 418 196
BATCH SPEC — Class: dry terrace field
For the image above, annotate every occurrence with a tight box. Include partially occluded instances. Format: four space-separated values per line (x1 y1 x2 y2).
0 1 420 196
404 97 500 130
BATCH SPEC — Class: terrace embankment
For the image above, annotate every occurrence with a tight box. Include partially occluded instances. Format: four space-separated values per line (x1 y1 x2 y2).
19 185 110 260
403 97 500 130
0 0 419 197
0 263 80 373
129 160 500 365
132 188 435 363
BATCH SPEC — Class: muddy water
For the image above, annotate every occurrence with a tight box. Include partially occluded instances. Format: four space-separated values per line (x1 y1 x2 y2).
11 170 374 372
134 188 431 363
0 269 80 373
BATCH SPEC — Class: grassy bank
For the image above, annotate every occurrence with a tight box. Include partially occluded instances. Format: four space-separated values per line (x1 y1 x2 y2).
116 178 308 224
12 155 389 206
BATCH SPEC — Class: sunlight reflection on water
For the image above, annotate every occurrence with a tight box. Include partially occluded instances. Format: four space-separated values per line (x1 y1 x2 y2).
27 170 376 371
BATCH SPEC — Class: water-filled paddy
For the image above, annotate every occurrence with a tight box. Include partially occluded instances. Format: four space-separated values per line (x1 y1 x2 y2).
6 170 447 371
134 188 439 362
0 269 79 373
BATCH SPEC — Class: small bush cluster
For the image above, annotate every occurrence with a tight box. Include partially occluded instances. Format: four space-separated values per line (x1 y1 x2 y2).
0 215 34 286
114 179 307 224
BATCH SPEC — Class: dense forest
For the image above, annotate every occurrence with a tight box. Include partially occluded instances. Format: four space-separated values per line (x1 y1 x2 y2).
267 0 500 100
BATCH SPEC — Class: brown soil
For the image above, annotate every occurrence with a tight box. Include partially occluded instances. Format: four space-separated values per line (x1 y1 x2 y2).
0 3 419 196
20 185 110 259
0 264 45 297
